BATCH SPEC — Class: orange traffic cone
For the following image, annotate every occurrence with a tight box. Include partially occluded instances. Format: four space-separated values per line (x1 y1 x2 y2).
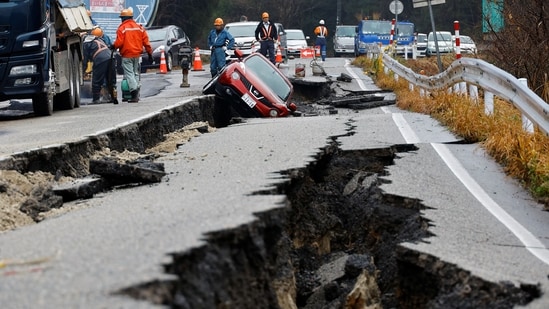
158 49 167 74
192 47 204 71
275 46 282 63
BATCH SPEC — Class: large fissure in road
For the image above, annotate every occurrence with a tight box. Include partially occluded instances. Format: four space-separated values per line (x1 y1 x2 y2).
119 143 539 308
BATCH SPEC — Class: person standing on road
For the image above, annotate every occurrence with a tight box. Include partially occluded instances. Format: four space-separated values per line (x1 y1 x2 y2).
255 12 278 64
208 17 235 78
112 7 153 103
314 19 328 62
83 27 116 104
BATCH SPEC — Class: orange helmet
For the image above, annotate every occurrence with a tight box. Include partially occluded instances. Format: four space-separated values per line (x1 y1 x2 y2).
262 12 269 19
214 18 224 26
91 27 103 37
119 8 133 17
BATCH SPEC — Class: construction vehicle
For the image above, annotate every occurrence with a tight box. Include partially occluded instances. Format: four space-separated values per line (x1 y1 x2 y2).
0 0 93 116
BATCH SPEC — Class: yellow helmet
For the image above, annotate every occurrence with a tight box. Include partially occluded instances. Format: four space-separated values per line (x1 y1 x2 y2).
214 18 224 26
91 27 103 37
119 8 133 17
262 12 269 19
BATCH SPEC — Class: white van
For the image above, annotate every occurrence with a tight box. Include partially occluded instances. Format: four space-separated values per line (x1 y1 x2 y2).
333 25 356 57
425 31 453 57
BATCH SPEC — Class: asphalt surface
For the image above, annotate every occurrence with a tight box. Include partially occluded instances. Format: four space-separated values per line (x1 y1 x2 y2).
1 57 548 308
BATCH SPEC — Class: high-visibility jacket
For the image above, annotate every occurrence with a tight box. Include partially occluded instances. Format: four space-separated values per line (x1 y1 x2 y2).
255 21 278 41
314 25 328 38
113 19 153 58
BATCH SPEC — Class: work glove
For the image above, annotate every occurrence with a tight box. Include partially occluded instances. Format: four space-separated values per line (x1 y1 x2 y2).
222 46 227 51
148 53 153 64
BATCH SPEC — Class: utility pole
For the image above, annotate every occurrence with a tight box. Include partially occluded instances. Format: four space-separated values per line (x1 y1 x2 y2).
336 0 341 25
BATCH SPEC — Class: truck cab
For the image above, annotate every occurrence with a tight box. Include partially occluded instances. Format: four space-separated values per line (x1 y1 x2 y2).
0 0 93 116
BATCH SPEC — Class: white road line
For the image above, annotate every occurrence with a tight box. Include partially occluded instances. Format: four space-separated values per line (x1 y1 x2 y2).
431 143 549 266
383 106 549 266
391 113 421 144
344 60 367 90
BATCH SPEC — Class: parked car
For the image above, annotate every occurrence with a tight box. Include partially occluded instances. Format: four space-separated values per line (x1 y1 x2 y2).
203 49 297 125
286 29 309 58
415 33 427 57
333 25 356 57
115 25 191 74
224 21 287 61
425 31 453 57
454 35 477 54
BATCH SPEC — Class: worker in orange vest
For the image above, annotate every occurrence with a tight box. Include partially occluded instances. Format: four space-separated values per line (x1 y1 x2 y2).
313 19 329 62
255 12 278 64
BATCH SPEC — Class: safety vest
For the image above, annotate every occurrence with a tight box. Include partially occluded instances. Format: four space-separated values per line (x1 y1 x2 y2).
92 39 109 60
261 24 274 39
316 26 327 38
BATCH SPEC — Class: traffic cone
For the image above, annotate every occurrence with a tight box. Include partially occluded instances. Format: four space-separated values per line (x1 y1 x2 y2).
158 49 167 74
275 46 282 63
192 47 204 71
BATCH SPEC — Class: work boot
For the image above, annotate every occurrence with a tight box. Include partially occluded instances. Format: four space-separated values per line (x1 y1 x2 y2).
92 94 101 104
128 90 139 103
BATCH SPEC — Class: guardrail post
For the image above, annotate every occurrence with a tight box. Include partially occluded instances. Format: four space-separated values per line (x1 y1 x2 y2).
484 91 494 115
459 82 467 94
469 84 479 101
409 82 414 91
519 78 535 133
394 73 399 82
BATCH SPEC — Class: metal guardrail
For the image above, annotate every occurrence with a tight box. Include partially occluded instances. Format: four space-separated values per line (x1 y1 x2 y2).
381 54 549 134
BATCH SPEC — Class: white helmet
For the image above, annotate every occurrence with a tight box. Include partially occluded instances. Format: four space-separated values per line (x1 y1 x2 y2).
319 19 325 25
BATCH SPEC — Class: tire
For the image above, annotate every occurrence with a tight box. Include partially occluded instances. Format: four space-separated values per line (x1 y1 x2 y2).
167 53 173 71
32 91 53 116
73 49 81 108
54 49 76 110
202 74 219 95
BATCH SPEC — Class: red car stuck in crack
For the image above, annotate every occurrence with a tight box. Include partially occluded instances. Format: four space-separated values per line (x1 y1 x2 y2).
203 49 297 125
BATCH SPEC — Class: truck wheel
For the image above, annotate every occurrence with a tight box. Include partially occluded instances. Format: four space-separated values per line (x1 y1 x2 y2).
54 50 77 110
73 49 81 108
32 92 54 116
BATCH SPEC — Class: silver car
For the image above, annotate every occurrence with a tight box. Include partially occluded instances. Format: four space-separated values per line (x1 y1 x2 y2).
426 31 453 56
285 29 309 58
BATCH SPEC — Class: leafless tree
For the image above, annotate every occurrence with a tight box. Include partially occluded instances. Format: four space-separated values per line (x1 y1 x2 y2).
484 0 548 101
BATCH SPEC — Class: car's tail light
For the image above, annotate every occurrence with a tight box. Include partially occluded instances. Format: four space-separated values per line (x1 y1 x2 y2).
231 72 240 80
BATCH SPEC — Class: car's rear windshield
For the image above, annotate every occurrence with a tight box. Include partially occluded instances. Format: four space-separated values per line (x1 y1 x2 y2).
148 29 167 42
286 31 305 40
244 55 291 101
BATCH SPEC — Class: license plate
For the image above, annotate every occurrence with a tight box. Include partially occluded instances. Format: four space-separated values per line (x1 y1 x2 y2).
241 93 256 108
